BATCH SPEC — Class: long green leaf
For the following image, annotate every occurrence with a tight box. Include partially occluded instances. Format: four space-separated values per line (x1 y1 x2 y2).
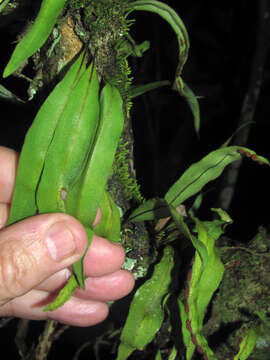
3 0 66 77
126 0 202 132
116 246 174 360
192 217 224 328
36 62 99 215
129 146 269 223
127 0 189 75
8 53 85 226
165 146 269 208
66 84 124 228
181 212 230 359
37 62 101 290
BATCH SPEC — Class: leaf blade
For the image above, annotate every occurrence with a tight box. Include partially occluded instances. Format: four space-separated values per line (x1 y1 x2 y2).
8 53 86 225
117 246 174 359
165 146 269 208
3 0 66 77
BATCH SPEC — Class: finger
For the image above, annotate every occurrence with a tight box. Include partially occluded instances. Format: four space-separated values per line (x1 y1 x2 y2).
0 289 109 327
37 268 134 302
37 235 125 292
0 146 18 204
35 268 72 291
75 270 135 302
0 203 9 229
47 296 109 326
83 236 126 277
0 213 87 306
93 207 101 226
35 234 127 291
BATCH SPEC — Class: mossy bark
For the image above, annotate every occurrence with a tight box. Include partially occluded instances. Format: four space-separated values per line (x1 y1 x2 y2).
203 227 270 359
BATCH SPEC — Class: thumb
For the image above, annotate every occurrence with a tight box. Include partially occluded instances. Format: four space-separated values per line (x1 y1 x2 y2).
0 213 88 306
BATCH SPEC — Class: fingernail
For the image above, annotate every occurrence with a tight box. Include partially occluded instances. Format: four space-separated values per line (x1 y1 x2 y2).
45 222 77 262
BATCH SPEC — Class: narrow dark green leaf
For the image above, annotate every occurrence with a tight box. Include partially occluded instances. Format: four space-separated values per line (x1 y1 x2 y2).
165 146 269 208
116 246 174 360
3 0 66 77
181 81 200 134
128 198 170 222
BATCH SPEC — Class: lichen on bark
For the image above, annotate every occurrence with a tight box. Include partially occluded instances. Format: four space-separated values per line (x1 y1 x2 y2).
202 227 270 359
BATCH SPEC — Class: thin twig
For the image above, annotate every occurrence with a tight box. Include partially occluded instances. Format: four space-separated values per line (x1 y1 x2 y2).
34 320 58 360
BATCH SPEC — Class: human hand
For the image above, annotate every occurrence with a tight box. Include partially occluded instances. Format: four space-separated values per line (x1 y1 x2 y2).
0 146 134 326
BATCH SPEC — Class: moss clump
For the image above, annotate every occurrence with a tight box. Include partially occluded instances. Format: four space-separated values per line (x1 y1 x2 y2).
111 138 143 204
68 0 134 115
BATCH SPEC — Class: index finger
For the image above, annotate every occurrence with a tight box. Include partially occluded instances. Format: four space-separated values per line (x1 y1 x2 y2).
0 146 18 204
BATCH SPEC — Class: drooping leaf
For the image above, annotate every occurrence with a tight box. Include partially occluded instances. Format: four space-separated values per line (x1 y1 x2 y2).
116 246 174 360
169 205 208 266
127 0 190 75
179 80 200 134
127 1 201 133
43 274 78 312
3 0 67 77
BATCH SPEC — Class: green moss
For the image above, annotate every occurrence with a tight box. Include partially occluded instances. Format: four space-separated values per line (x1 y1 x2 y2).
112 138 144 203
68 0 134 114
67 0 87 10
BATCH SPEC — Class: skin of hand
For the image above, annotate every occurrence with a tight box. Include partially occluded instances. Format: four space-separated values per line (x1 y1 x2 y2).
0 146 134 326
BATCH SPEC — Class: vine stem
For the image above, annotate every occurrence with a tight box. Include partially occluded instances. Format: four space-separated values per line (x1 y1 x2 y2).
34 320 68 360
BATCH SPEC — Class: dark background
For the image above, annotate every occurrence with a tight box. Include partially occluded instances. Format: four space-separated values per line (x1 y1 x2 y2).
128 0 270 242
0 1 270 358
